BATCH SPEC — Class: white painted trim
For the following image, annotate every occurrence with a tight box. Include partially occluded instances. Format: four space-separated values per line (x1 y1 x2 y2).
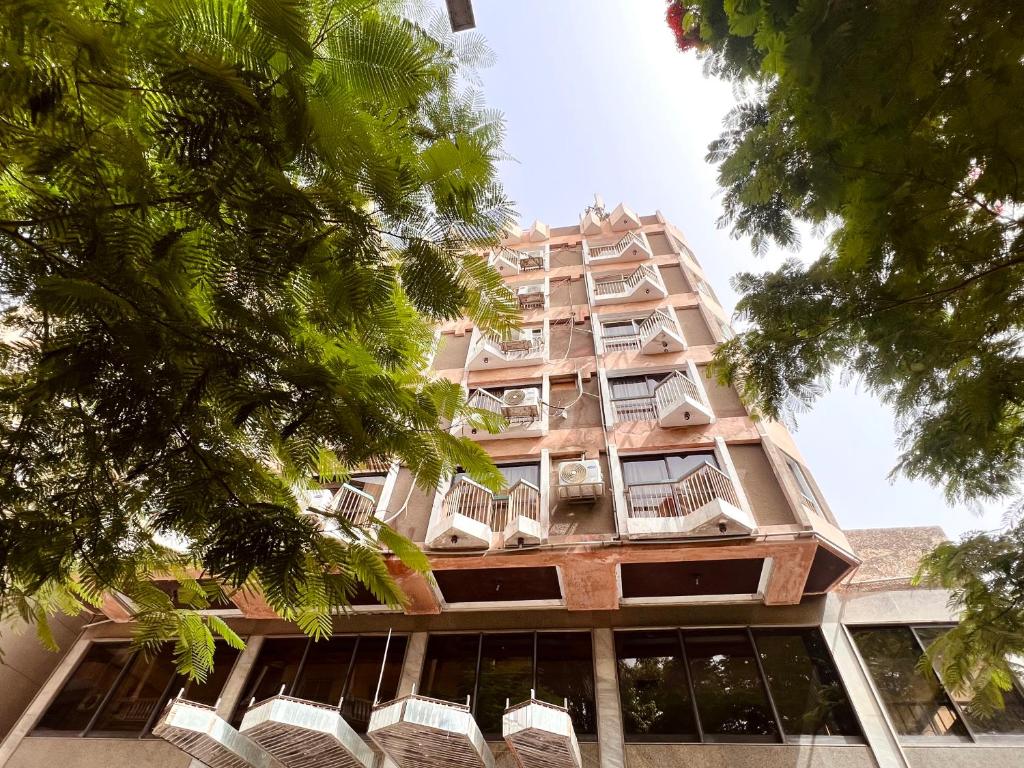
606 445 630 541
618 593 761 608
714 437 755 521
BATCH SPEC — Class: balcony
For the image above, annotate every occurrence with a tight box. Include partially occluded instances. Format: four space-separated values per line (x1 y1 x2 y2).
610 371 714 427
154 698 272 768
461 387 546 440
623 462 755 539
489 247 548 276
369 694 493 768
467 329 545 371
427 476 543 550
298 483 378 535
601 309 686 354
590 263 665 306
584 231 652 265
503 698 582 768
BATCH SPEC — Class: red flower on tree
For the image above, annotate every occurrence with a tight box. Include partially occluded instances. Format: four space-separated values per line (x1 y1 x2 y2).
665 1 703 52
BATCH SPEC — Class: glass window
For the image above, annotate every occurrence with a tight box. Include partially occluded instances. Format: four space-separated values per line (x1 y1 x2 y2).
289 636 357 706
496 463 541 490
850 627 968 737
233 637 309 722
536 633 597 736
684 631 778 741
420 633 480 705
342 635 408 733
476 633 534 735
783 455 819 508
753 629 860 737
615 631 697 741
35 642 239 737
35 643 135 733
621 452 717 485
913 627 1024 736
602 320 639 338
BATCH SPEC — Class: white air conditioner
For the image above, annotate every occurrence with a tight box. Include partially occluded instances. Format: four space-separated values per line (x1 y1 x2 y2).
556 459 605 501
500 387 540 418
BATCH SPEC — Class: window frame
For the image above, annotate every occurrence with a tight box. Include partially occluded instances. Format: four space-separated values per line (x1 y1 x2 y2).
851 623 1024 745
614 626 865 746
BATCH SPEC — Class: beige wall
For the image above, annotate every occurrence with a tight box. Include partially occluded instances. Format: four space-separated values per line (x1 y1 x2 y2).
550 245 584 268
905 747 1024 768
385 468 436 544
549 319 595 360
550 377 602 432
698 364 748 418
677 307 714 346
550 277 587 309
7 738 191 768
624 744 877 768
0 614 89 740
549 453 616 538
645 231 675 256
432 332 471 370
729 444 798 527
659 265 691 295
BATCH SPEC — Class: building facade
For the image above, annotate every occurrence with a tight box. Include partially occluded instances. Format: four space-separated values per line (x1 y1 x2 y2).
2 206 1023 768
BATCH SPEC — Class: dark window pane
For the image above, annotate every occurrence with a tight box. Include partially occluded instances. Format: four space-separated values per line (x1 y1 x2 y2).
290 636 357 706
35 643 133 733
850 627 967 737
178 644 241 707
343 635 408 733
684 631 777 741
664 453 716 479
603 321 638 338
753 629 860 737
476 633 534 736
420 634 480 705
914 627 1024 735
615 631 697 741
497 463 541 489
536 632 597 737
90 649 178 736
232 638 309 724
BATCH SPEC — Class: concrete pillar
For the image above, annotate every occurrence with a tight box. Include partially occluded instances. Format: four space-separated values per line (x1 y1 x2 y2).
821 593 910 768
0 632 91 766
592 628 624 768
215 634 264 718
397 632 427 697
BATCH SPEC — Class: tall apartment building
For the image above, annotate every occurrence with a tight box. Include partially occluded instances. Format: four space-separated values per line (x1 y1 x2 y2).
1 205 1023 768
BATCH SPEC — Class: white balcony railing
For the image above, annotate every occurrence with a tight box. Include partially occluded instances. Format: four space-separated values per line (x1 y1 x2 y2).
610 371 712 426
432 476 543 549
464 388 544 439
468 332 545 370
298 483 377 532
587 231 650 263
591 263 663 305
625 463 740 520
602 309 684 354
492 480 542 532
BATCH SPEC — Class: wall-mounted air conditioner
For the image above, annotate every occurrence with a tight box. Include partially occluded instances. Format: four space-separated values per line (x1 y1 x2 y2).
556 459 605 502
500 388 541 418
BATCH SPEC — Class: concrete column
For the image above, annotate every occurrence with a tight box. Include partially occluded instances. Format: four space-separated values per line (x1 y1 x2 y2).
215 634 264 718
397 632 427 697
821 593 910 768
592 628 624 768
0 632 91 767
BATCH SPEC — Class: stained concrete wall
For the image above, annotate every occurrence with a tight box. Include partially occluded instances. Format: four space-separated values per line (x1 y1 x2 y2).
0 614 89 740
729 444 798 527
623 744 877 768
432 332 471 370
904 747 1024 768
549 452 616 538
550 277 587 309
549 319 595 360
549 377 602 432
551 245 584 268
385 468 436 544
7 738 191 768
676 307 714 346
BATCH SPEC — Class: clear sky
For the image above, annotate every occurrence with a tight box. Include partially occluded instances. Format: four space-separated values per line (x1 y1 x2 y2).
471 0 1005 537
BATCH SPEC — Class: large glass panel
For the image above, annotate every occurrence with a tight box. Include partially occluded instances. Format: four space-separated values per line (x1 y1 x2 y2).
621 453 717 486
664 453 716 479
35 643 134 733
615 631 697 741
343 635 408 733
290 636 357 706
684 631 778 741
420 633 480 706
753 629 860 737
602 320 638 338
178 643 241 707
476 633 534 735
609 374 662 399
497 463 541 489
536 632 597 737
90 649 179 736
914 626 1024 736
232 637 310 724
850 627 967 737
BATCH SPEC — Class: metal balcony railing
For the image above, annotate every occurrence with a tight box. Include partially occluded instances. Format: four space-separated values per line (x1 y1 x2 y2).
440 476 495 527
588 231 646 261
475 333 545 361
492 480 541 532
610 372 709 424
592 263 659 298
602 333 642 352
638 308 675 342
610 395 659 422
467 389 540 431
602 309 681 353
518 248 546 271
625 463 740 520
299 483 377 533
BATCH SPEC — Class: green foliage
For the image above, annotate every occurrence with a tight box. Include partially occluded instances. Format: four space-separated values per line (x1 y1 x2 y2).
915 500 1024 716
0 0 515 678
685 0 1024 711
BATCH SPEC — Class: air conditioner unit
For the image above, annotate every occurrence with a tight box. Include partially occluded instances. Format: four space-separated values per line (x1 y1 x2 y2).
517 284 545 308
556 459 605 501
500 387 540 418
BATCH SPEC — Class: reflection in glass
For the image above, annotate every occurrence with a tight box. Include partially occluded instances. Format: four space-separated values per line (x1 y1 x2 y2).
851 627 968 737
914 626 1024 735
753 629 860 736
289 636 357 706
615 631 697 741
36 643 135 733
684 631 777 741
343 635 408 733
420 634 480 706
536 632 597 737
232 637 310 724
476 633 534 735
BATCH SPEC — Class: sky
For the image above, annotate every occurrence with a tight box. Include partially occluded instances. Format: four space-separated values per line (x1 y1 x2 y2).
469 0 1005 537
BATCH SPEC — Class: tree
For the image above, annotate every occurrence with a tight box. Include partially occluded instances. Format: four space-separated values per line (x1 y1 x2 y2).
0 0 514 680
663 0 1024 707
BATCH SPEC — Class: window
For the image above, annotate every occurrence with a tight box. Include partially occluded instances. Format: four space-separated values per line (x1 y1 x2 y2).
419 632 596 739
621 452 717 485
232 634 408 733
35 642 239 738
782 455 820 513
602 319 640 338
615 628 860 743
853 626 1024 740
496 463 541 489
608 373 665 400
